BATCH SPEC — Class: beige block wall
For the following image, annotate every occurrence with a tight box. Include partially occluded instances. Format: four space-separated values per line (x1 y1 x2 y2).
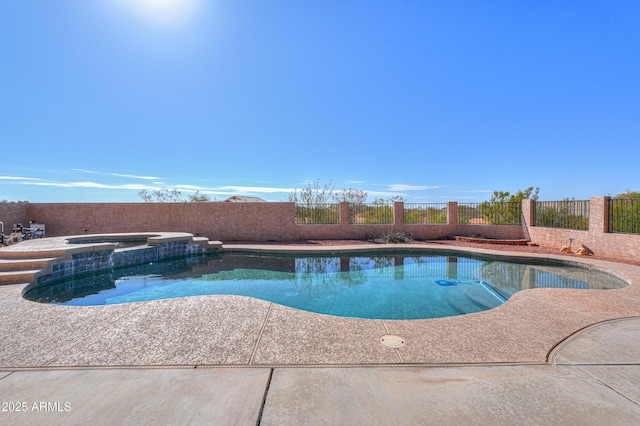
2 198 638 263
3 201 521 242
456 224 526 240
24 202 297 241
0 203 29 233
527 225 640 260
525 197 640 260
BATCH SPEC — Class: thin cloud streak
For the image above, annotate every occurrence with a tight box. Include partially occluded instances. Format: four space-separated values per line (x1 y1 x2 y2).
387 184 440 191
3 176 296 196
112 173 160 180
218 185 296 194
71 168 100 174
73 168 160 180
174 184 206 191
0 175 43 181
366 190 407 198
14 180 153 190
5 177 295 198
1 170 488 202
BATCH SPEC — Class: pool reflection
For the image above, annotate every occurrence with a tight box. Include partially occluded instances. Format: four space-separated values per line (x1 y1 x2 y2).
24 252 627 319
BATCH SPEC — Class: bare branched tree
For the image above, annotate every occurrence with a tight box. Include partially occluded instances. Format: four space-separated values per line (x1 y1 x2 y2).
288 180 368 205
138 188 213 202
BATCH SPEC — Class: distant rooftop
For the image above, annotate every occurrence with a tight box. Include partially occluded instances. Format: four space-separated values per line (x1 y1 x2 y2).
222 196 267 203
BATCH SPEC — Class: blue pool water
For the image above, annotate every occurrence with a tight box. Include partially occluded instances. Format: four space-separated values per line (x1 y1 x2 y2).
24 252 627 319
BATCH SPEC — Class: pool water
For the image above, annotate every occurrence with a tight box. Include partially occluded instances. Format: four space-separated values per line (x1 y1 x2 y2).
24 252 627 319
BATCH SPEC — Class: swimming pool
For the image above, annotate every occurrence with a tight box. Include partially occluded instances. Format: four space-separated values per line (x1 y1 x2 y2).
24 251 627 319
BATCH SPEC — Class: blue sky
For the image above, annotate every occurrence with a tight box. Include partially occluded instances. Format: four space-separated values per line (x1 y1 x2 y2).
1 0 639 203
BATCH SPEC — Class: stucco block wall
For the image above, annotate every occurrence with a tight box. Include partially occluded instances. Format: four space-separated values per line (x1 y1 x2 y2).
2 201 521 242
0 203 29 233
527 225 640 260
2 197 638 263
23 202 297 241
456 224 525 240
525 196 640 261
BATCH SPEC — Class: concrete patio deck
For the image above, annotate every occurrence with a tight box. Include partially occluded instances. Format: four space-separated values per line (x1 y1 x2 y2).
1 240 639 424
1 318 638 425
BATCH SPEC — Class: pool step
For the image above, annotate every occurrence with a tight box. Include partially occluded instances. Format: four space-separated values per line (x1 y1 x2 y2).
443 282 504 314
0 249 69 260
464 283 505 310
0 235 223 286
208 241 223 250
0 269 41 285
0 258 54 286
0 258 53 272
192 237 223 250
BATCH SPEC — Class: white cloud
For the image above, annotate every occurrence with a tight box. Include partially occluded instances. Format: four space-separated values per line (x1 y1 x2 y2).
112 173 160 180
11 181 71 187
71 168 100 174
68 181 135 189
13 180 154 190
0 176 42 181
387 184 441 191
73 168 160 180
219 185 296 194
173 184 205 191
4 172 451 202
5 175 295 197
366 190 407 197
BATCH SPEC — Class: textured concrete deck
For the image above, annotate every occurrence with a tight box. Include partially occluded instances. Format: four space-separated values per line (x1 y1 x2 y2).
1 240 639 423
1 318 638 425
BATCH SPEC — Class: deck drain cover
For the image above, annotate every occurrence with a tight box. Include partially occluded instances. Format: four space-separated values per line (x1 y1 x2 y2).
380 335 405 348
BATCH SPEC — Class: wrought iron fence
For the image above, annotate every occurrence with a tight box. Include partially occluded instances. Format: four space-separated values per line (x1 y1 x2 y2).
457 203 480 224
534 200 589 230
457 202 522 225
404 203 447 224
295 204 340 224
609 198 640 234
350 203 394 224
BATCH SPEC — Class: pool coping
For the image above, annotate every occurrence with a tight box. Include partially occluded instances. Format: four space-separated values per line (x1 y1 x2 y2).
1 235 639 369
